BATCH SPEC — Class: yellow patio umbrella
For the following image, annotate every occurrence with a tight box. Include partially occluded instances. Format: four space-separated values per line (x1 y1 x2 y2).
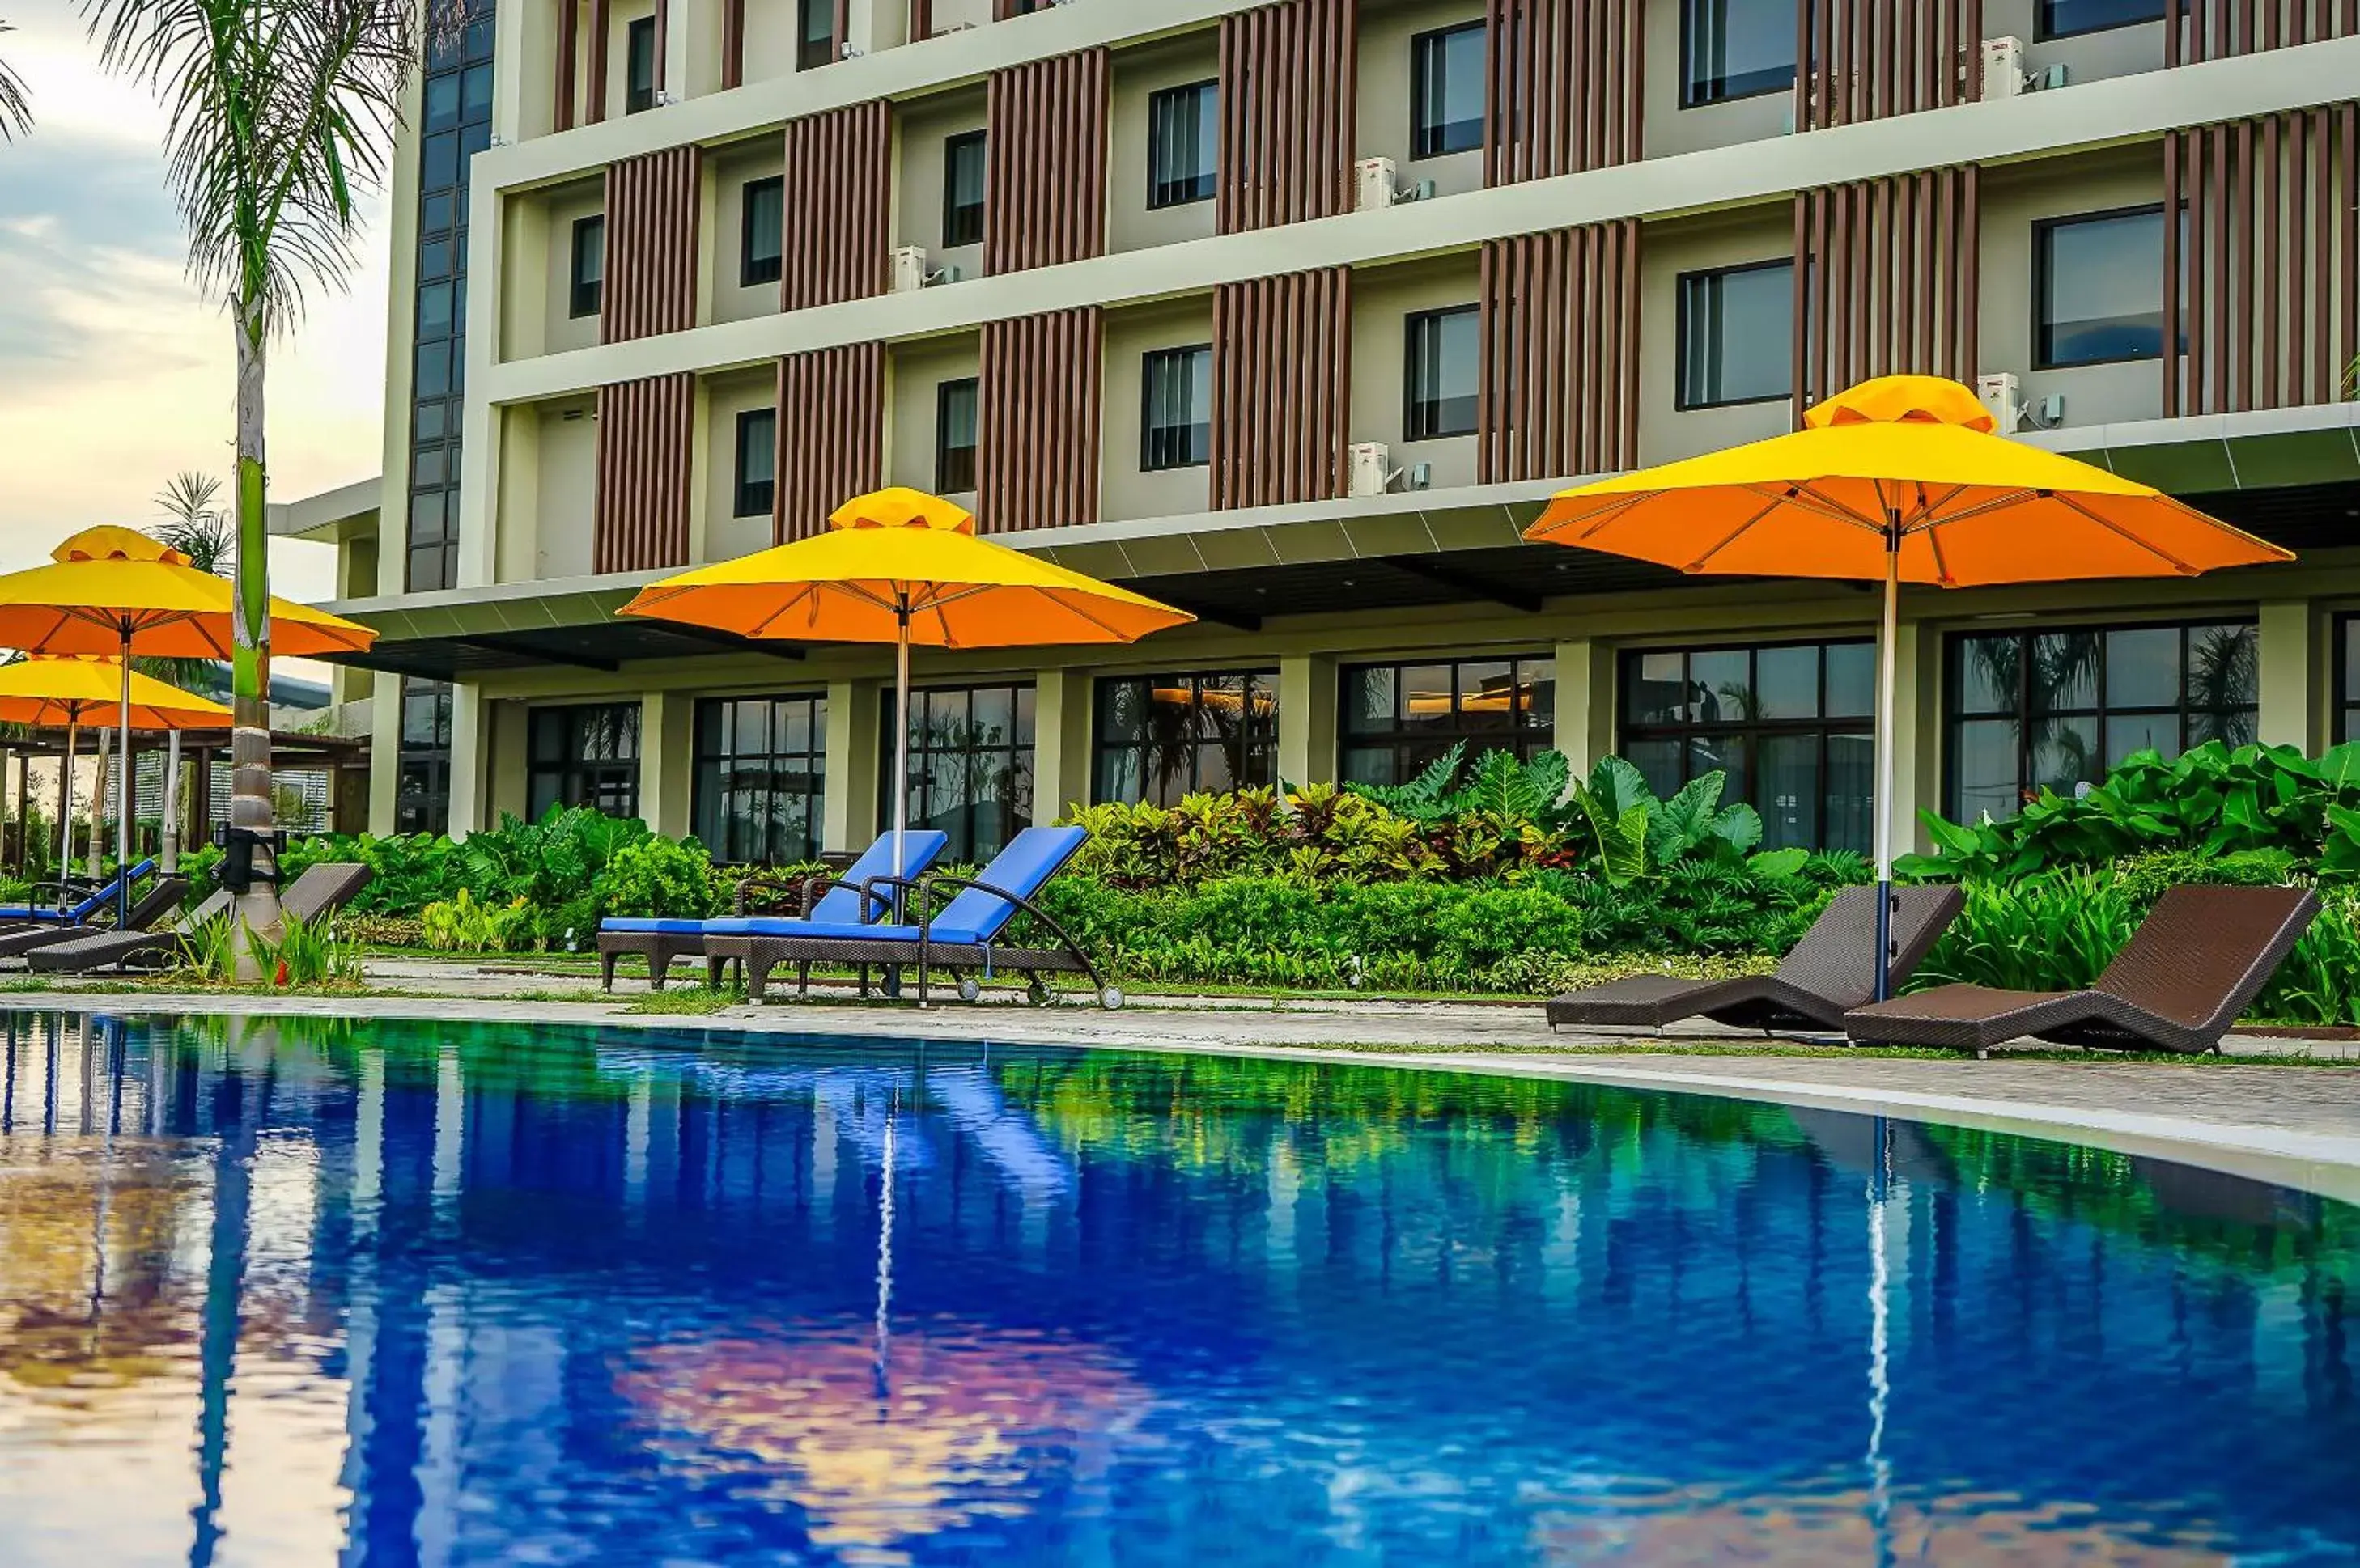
620 487 1195 872
0 528 376 917
1525 374 2293 998
0 656 228 881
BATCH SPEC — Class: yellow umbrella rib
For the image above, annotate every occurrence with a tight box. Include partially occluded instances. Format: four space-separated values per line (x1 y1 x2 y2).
1684 488 1820 574
2048 492 2202 576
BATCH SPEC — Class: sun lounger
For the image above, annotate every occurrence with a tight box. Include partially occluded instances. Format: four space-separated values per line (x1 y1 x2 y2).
596 829 951 991
29 862 371 975
0 875 189 960
0 859 159 930
1844 884 2320 1054
1546 884 1966 1036
702 825 1113 1008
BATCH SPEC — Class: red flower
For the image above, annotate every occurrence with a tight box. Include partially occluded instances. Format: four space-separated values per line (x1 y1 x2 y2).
274 960 290 988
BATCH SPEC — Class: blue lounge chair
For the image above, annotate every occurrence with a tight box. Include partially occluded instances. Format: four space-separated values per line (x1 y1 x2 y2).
596 830 950 991
699 825 1114 1009
0 859 159 927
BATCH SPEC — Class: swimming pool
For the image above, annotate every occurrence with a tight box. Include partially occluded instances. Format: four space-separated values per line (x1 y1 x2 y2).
0 1011 2350 1565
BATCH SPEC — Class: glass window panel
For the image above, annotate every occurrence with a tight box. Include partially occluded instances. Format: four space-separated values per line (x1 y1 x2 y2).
1624 739 1685 800
1678 262 1795 407
2029 633 2099 714
2040 0 2165 41
1015 684 1036 745
1689 734 1749 806
1688 649 1750 724
625 17 656 112
1141 346 1213 470
2106 712 2180 767
741 176 784 287
943 131 987 249
2104 626 2180 710
1824 733 1874 854
1825 642 1876 718
419 238 452 282
1455 660 1513 735
1399 664 1456 734
1341 747 1395 786
424 72 461 132
1411 23 1485 159
1628 652 1687 726
461 62 494 119
1148 81 1218 208
2039 208 2166 368
414 400 448 443
2030 714 2101 798
1404 307 1480 440
798 0 836 70
2188 707 2257 749
1754 645 1819 720
936 378 979 494
2186 623 2257 713
422 131 458 189
1954 635 2018 715
1683 0 1798 106
416 281 453 340
412 449 447 489
1950 718 2020 822
1099 678 1148 744
1519 659 1556 733
420 192 455 236
1346 668 1399 734
1755 734 1819 851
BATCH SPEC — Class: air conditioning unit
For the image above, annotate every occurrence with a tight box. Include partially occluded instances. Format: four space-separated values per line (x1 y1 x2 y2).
1980 36 2026 99
1976 372 2023 435
1354 157 1398 213
1348 442 1393 498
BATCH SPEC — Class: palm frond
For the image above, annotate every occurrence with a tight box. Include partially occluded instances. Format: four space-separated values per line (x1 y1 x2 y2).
0 21 31 141
79 0 429 329
153 469 236 575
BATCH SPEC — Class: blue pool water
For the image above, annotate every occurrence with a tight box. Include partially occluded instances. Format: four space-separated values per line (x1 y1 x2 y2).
0 1012 2351 1566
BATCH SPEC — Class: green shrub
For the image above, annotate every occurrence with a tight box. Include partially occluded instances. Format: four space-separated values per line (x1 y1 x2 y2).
1911 870 2143 993
2256 891 2360 1024
421 888 532 953
591 837 717 920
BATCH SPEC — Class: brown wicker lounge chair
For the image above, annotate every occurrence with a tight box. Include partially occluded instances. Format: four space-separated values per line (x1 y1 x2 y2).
30 862 371 975
1844 884 2320 1054
1546 884 1966 1036
0 875 189 960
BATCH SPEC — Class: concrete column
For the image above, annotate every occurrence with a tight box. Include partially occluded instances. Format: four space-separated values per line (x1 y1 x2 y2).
822 679 881 852
487 701 530 823
1030 667 1093 825
494 0 539 142
448 682 488 839
1277 655 1337 786
638 689 694 837
367 671 401 836
2256 600 2316 753
1550 637 1615 783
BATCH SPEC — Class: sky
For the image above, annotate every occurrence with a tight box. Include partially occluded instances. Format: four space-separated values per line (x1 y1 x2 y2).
0 0 390 612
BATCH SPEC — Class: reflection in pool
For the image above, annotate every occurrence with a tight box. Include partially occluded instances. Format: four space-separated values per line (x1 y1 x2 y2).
0 1011 2351 1565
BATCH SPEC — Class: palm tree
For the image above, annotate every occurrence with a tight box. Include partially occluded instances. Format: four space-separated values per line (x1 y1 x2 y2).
146 471 234 690
82 0 424 948
0 20 29 141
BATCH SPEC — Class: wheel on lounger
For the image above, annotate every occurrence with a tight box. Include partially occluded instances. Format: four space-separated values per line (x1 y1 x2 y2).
957 977 982 1003
1098 985 1123 1011
1026 976 1051 1006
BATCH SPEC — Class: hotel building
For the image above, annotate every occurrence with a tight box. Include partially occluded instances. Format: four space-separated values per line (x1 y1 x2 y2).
274 0 2360 862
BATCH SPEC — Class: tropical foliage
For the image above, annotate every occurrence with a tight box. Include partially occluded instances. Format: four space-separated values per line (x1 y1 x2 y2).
0 19 28 141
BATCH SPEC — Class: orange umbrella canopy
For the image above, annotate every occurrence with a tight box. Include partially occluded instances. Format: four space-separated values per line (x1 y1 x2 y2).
1524 375 2291 586
0 527 376 659
0 656 227 731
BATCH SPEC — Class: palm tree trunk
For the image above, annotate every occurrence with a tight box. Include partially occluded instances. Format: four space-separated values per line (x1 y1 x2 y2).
230 299 279 975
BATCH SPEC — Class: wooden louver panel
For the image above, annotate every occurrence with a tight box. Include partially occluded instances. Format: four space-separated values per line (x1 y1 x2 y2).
593 374 695 574
1209 267 1352 511
1217 0 1357 234
722 0 745 88
1485 0 1643 184
2167 108 2360 417
601 146 702 343
2167 0 2359 63
978 310 1102 534
554 0 581 132
1796 0 1981 131
774 345 885 544
1478 225 1640 484
779 101 893 312
1793 166 1980 424
984 49 1110 275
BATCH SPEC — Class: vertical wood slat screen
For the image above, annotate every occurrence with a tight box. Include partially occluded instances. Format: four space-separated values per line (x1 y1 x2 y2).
978 310 1103 533
554 0 579 132
779 101 893 311
911 0 932 42
984 49 1110 275
2166 108 2360 416
1793 166 1980 423
1217 0 1358 234
1209 268 1352 510
594 374 695 574
601 146 702 343
1477 225 1641 483
1796 0 1981 130
722 0 745 88
2167 0 2359 63
1484 0 1643 184
774 345 885 543
582 0 610 125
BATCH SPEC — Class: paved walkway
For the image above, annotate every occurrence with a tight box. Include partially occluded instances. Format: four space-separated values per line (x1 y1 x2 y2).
10 963 2358 1201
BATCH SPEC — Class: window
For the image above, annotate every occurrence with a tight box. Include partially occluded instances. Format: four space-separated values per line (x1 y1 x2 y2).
2039 0 2163 39
2036 206 2169 369
528 704 643 820
1140 346 1212 470
936 379 979 494
568 214 604 319
1148 80 1219 208
797 0 836 70
734 408 776 519
1095 672 1280 806
2341 617 2360 742
1620 641 1876 854
1404 307 1479 441
1678 261 1795 409
740 176 783 287
625 15 656 115
1682 0 1798 107
1341 656 1556 786
943 131 987 249
693 695 828 865
405 11 491 595
884 684 1035 864
1411 23 1485 159
396 679 453 836
1946 622 2258 822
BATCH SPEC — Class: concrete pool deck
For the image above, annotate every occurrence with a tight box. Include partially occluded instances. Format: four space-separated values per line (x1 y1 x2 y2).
9 964 2358 1202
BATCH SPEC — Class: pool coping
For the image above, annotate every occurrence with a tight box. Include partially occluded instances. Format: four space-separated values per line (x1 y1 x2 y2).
19 990 2360 1205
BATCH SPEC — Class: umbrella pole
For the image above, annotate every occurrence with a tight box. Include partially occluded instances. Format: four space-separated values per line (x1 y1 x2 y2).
893 595 912 884
163 729 182 875
57 720 75 905
117 629 133 924
1874 529 1900 1002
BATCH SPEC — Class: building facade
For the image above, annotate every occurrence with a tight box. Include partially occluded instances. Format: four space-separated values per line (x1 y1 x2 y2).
282 0 2360 862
